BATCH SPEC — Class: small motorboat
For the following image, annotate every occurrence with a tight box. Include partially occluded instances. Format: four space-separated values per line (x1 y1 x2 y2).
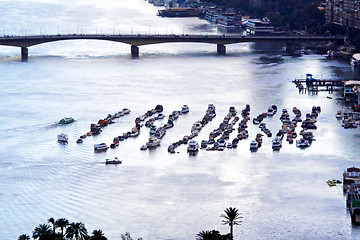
105 157 122 164
86 132 92 136
57 133 68 142
94 143 109 152
181 105 189 114
296 138 310 148
140 145 148 150
267 107 274 116
250 140 259 151
201 140 208 149
59 117 74 124
229 106 237 116
187 140 199 153
146 137 160 148
80 134 87 139
336 110 342 119
272 137 282 150
76 138 83 144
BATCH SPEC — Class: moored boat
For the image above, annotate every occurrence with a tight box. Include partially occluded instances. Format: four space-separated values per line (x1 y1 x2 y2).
57 133 68 142
272 137 282 150
250 140 259 151
181 105 189 114
187 140 199 153
94 143 109 152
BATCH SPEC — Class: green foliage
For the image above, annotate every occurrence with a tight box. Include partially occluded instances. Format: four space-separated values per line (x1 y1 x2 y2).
18 234 30 240
196 230 225 240
65 222 88 240
90 229 107 240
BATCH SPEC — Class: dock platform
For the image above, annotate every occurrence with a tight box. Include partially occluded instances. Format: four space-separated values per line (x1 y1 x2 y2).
293 74 346 94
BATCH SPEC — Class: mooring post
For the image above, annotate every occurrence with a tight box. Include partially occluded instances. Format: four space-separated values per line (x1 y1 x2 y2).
131 45 139 58
217 44 226 55
21 47 28 61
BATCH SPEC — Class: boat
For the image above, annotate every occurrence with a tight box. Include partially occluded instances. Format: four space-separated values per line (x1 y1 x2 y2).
94 143 109 152
272 137 282 150
76 138 83 144
146 136 160 148
250 140 259 150
351 53 360 66
336 110 343 119
181 105 189 114
158 8 200 17
140 145 148 150
59 117 74 124
57 133 68 142
201 140 208 149
229 106 237 116
105 157 122 164
267 107 275 116
187 140 199 152
296 138 310 148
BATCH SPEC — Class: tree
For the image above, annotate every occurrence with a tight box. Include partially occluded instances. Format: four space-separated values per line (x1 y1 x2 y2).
55 218 69 237
18 234 30 240
220 207 242 240
32 224 52 240
196 230 225 240
90 229 107 240
65 222 88 240
48 217 56 234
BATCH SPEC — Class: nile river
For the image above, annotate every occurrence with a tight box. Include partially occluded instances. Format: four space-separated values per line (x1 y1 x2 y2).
1 1 360 239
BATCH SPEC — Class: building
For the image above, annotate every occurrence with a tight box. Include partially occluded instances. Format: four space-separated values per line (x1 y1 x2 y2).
245 18 274 35
326 0 360 29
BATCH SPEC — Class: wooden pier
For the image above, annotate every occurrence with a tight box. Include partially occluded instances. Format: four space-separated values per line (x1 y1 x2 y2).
293 74 346 94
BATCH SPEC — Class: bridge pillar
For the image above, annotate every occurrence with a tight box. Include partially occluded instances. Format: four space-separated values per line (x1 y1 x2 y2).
285 42 296 54
131 45 139 58
217 44 226 55
21 47 28 61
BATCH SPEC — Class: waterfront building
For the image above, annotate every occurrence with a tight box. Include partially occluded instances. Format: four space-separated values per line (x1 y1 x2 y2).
217 13 242 29
326 0 360 29
245 17 274 35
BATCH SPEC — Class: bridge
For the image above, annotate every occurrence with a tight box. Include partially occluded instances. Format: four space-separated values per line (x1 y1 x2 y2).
0 34 345 60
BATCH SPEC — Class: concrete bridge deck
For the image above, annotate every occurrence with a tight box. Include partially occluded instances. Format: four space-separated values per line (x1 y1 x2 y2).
0 34 345 60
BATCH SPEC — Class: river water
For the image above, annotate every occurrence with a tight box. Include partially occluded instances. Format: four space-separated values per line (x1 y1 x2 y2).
1 1 360 239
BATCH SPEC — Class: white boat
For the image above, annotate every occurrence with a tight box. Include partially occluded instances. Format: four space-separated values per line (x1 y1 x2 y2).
94 143 109 152
351 53 360 66
272 137 282 150
336 110 343 119
296 138 310 148
187 140 199 152
146 136 160 148
105 157 122 164
267 106 274 116
181 105 189 114
250 140 259 150
57 133 68 142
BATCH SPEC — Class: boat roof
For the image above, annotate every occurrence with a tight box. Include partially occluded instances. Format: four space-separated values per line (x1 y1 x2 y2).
353 53 360 60
344 80 360 86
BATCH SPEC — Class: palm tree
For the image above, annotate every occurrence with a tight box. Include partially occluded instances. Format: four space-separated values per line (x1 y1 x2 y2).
196 230 223 240
90 229 107 240
55 218 69 236
18 234 30 240
48 217 56 234
221 207 242 240
32 224 52 240
65 222 88 240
